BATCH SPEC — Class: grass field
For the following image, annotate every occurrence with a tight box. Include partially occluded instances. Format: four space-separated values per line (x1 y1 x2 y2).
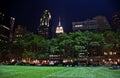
0 66 120 78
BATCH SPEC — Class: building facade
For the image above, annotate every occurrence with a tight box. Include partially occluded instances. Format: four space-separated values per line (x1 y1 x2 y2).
13 25 28 42
72 19 98 31
72 16 111 31
0 9 10 42
0 8 5 25
93 16 111 30
55 17 64 36
112 11 120 30
9 17 15 42
38 10 52 39
0 25 10 42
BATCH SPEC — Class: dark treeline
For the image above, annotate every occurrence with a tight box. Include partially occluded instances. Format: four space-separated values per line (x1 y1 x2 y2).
0 30 120 63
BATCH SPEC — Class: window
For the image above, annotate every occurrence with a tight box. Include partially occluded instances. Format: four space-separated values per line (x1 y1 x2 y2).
104 52 108 55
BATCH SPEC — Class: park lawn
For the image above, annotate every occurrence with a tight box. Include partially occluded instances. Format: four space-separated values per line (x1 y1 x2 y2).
0 66 120 78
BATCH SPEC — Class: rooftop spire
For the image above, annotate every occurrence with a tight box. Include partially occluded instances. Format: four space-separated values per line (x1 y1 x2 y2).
58 17 61 26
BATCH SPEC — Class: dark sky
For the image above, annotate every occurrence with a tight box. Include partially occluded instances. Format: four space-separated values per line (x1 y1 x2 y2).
1 0 120 32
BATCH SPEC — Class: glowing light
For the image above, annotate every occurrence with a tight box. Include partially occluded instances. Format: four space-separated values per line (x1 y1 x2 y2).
90 59 93 62
118 59 120 62
102 59 105 62
109 52 112 55
114 62 118 64
63 60 67 63
11 59 15 62
104 52 108 55
75 25 83 27
49 61 54 65
56 26 64 34
109 58 111 61
42 60 46 64
113 52 116 55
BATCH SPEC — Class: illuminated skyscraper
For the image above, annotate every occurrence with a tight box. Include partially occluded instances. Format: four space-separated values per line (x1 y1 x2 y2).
56 17 64 36
38 10 51 38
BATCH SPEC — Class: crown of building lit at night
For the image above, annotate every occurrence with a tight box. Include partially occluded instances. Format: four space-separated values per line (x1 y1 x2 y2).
40 10 51 27
56 17 64 34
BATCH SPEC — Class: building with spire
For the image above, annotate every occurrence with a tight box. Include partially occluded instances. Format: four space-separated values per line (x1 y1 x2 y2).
38 10 52 39
55 17 64 36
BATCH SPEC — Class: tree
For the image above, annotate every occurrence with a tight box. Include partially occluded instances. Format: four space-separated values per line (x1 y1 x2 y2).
103 31 117 52
57 33 76 58
115 31 120 55
16 34 46 61
0 41 10 62
70 31 87 58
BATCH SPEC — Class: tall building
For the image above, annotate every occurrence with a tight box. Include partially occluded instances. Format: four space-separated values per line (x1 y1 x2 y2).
56 17 64 36
93 16 111 30
0 25 10 42
112 11 120 30
13 25 28 42
0 9 10 42
0 8 5 25
72 16 111 31
9 17 15 42
72 19 98 31
38 10 51 39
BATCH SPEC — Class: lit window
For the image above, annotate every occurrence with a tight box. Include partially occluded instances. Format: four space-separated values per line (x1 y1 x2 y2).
102 59 105 62
114 62 118 65
16 35 18 37
104 52 107 55
75 25 83 27
45 22 47 25
90 59 93 62
109 52 112 55
108 58 111 61
118 59 120 62
113 52 116 55
60 27 62 29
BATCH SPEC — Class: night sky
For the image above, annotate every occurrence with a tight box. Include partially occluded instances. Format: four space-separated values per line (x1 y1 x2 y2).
1 0 120 33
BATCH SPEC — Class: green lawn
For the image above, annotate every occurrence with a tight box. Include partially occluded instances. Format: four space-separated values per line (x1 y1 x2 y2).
0 66 120 78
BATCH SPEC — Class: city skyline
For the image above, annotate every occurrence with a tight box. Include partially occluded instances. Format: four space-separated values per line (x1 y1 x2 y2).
1 0 120 33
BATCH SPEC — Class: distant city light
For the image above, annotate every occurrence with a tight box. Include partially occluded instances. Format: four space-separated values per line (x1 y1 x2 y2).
75 25 83 27
11 59 15 62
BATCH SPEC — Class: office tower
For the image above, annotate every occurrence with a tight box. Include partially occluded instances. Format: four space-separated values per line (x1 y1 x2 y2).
38 10 51 39
0 8 5 25
9 17 15 42
72 19 98 31
13 25 27 42
112 11 120 30
72 16 111 31
93 16 111 30
0 25 10 42
56 17 64 36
